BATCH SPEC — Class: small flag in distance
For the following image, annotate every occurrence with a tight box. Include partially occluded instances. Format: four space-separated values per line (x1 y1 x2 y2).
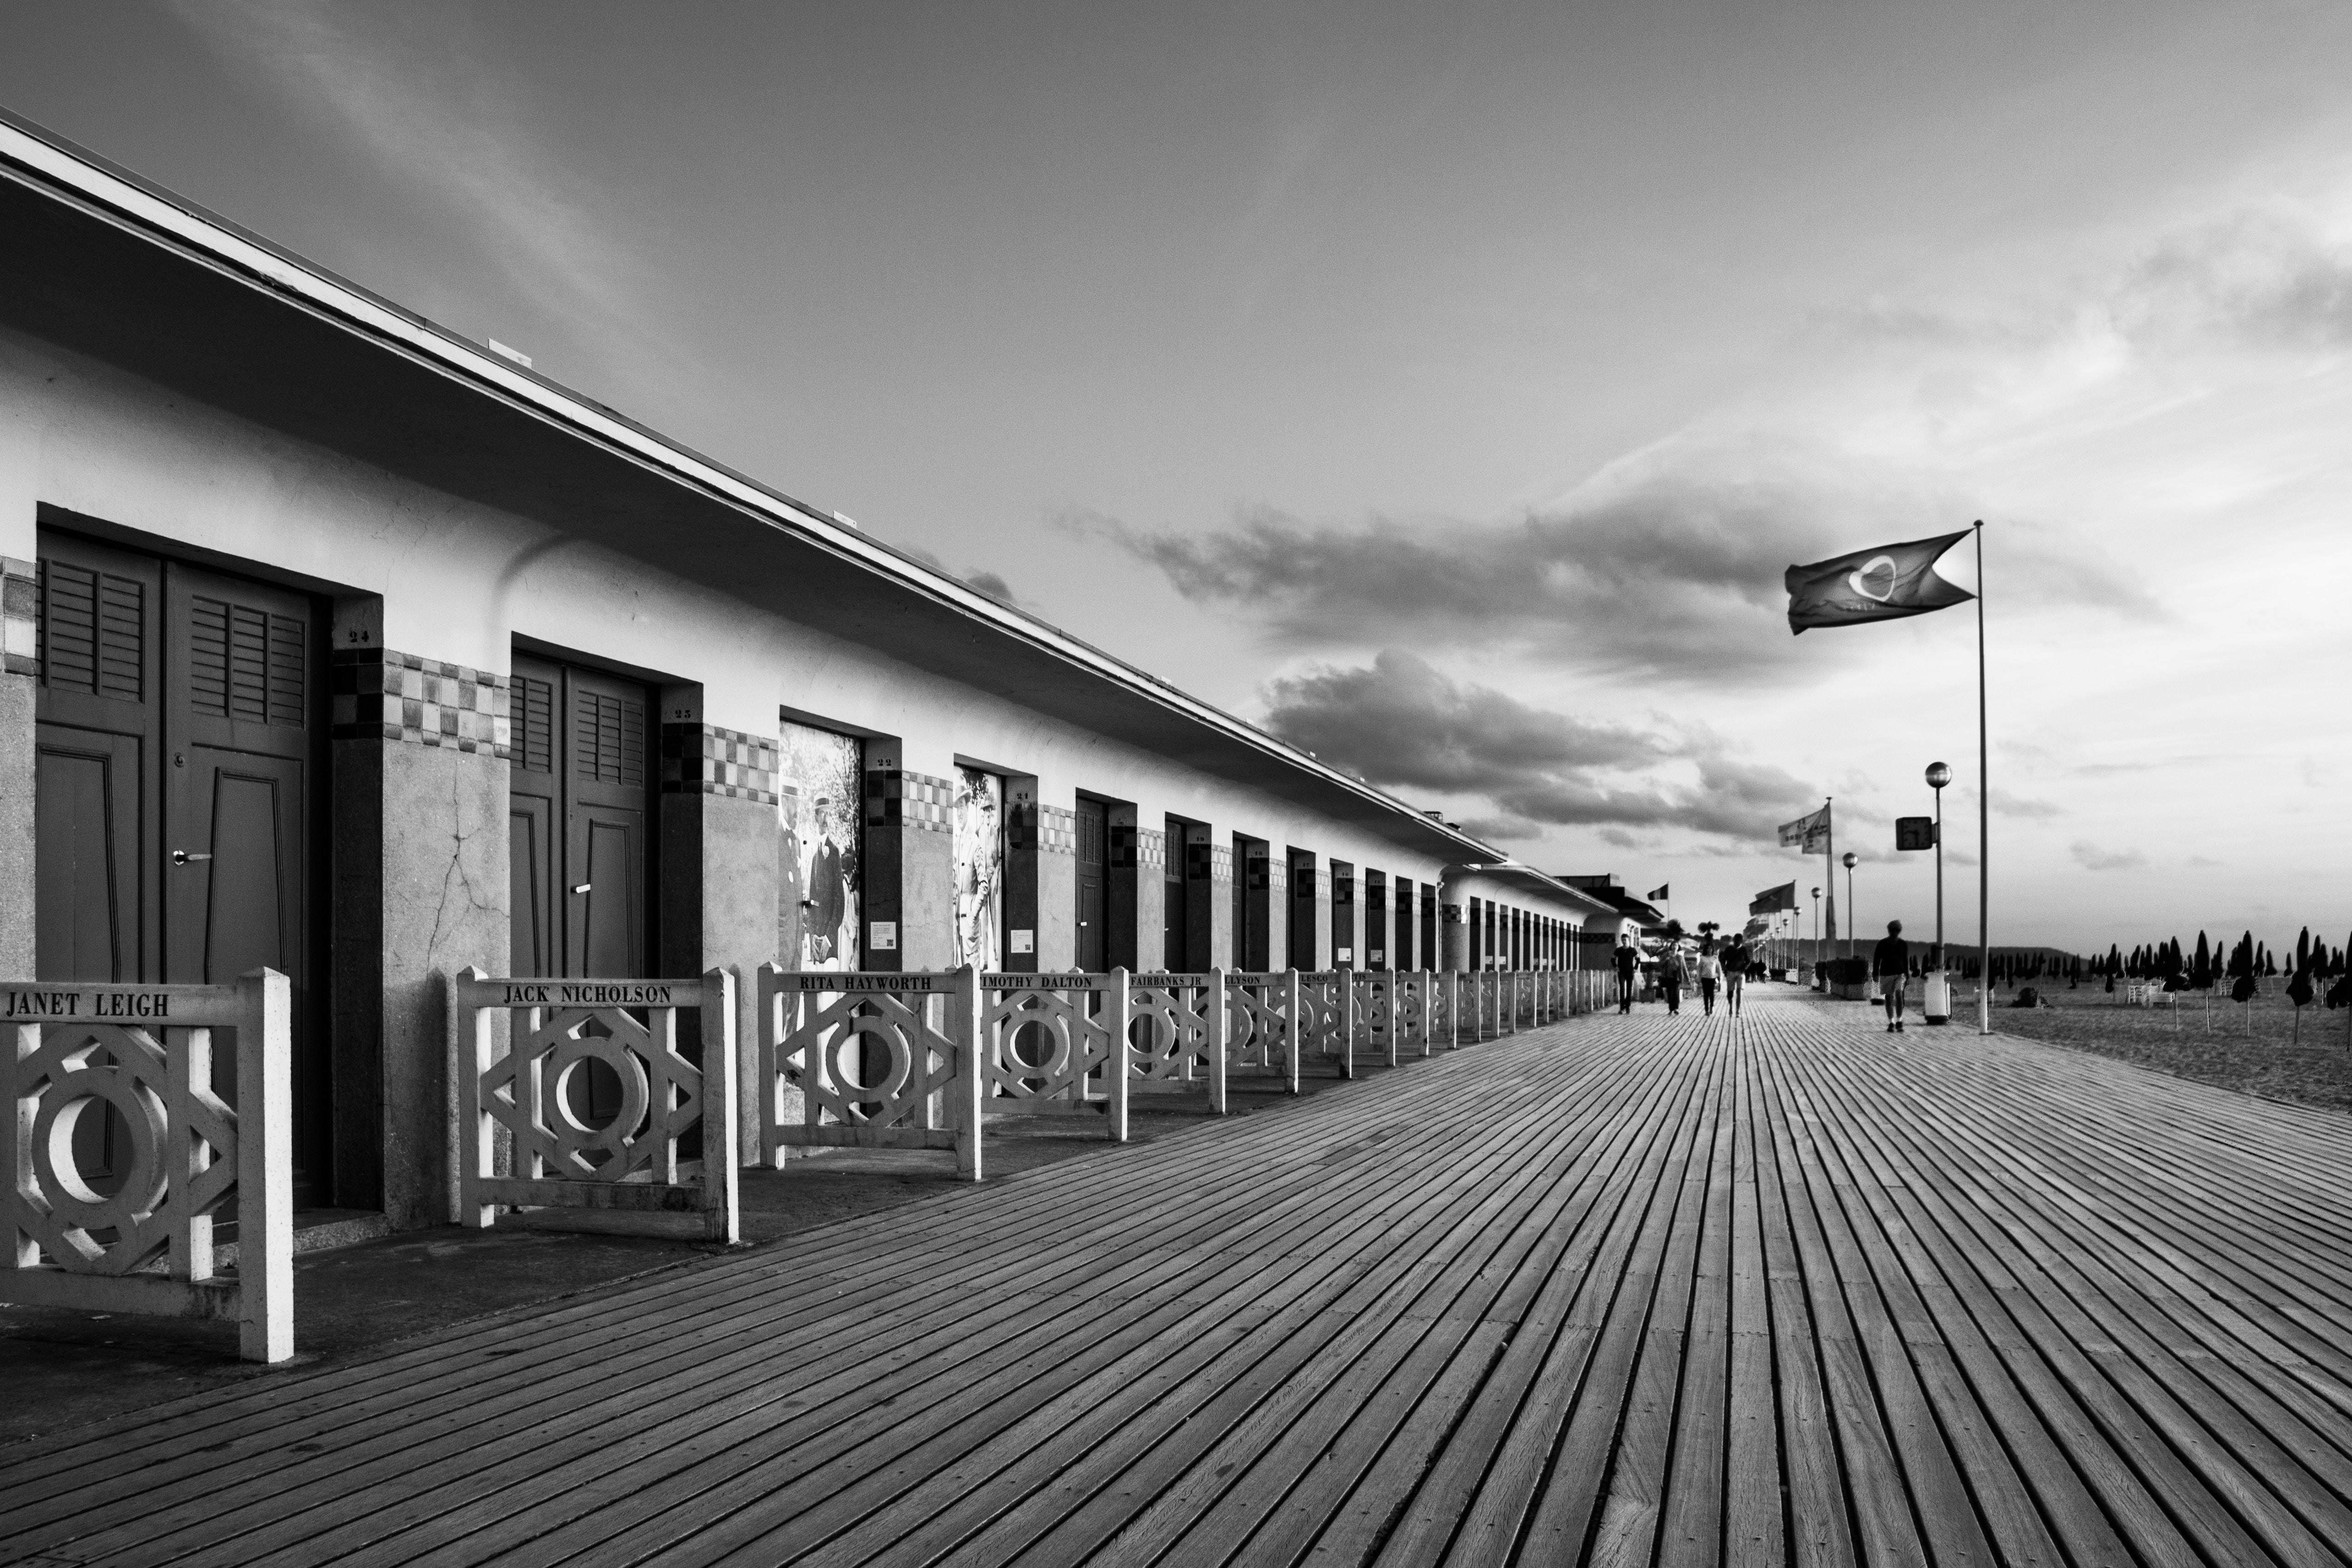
1647 883 1669 902
1785 529 1974 633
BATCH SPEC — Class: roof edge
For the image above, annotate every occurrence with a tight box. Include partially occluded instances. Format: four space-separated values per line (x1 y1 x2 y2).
0 106 1491 858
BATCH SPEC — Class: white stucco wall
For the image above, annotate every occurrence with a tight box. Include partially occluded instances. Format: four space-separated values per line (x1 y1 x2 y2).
0 325 1465 896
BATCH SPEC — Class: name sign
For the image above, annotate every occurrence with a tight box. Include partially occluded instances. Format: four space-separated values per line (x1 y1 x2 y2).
982 974 1103 991
4 987 180 1021
494 981 682 1008
793 974 943 994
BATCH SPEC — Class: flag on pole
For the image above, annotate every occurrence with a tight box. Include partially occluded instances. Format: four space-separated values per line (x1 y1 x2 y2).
1778 805 1830 853
1749 880 1797 915
1646 883 1669 902
1785 530 1974 633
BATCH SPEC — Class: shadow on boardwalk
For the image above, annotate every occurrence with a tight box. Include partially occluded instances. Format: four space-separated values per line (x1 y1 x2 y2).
6 991 2351 1565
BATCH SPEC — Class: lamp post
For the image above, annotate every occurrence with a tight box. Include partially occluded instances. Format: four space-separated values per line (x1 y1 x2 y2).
1841 852 1858 964
1925 762 1951 971
1810 885 1821 984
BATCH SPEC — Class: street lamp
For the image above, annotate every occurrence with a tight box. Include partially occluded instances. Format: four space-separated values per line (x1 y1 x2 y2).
1925 762 1952 972
1810 885 1821 984
1841 852 1858 963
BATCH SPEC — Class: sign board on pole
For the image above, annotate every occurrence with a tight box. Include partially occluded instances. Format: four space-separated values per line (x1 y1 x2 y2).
1895 816 1937 851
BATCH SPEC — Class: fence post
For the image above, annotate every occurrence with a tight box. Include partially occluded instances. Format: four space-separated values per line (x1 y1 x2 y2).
1338 972 1356 1079
1206 969 1229 1115
236 968 294 1364
955 966 984 1180
701 969 740 1245
1383 968 1400 1068
755 961 786 1169
450 964 497 1228
1284 969 1303 1094
1108 969 1131 1142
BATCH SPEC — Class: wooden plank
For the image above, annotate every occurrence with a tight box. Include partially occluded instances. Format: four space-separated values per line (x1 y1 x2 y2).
14 996 2352 1568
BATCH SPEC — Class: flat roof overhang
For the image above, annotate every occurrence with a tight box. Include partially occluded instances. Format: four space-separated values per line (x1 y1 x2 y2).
0 110 1492 865
1443 862 1617 921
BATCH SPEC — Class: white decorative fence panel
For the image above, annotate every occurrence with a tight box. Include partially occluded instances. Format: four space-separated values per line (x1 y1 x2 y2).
757 966 979 1179
1349 970 1396 1068
1225 972 1301 1095
451 969 738 1243
1296 972 1350 1077
1 970 294 1362
982 972 1128 1141
1394 971 1428 1059
1127 973 1226 1113
1426 971 1457 1051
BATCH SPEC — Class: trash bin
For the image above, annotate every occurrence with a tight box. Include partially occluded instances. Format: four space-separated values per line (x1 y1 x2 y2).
1922 972 1952 1024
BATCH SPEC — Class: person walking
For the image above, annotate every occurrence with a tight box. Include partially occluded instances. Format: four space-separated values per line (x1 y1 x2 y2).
1696 941 1722 1017
1722 934 1747 1017
1875 919 1911 1032
1613 936 1640 1014
1661 945 1688 1016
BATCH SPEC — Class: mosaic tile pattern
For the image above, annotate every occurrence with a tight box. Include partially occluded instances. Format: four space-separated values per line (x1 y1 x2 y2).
865 766 951 832
0 556 34 678
662 722 780 804
1038 804 1077 857
330 646 508 757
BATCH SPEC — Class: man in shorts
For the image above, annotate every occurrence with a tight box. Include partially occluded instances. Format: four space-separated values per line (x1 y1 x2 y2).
1875 920 1910 1032
1722 935 1747 1017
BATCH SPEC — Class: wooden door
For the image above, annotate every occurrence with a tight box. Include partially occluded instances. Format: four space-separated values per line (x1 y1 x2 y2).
1074 798 1107 971
1238 841 1269 971
1161 816 1184 971
163 562 324 1193
34 536 326 1206
1287 851 1316 970
509 655 653 1128
34 540 163 1200
509 656 652 982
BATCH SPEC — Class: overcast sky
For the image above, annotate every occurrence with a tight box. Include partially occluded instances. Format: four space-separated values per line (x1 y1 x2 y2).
6 0 2348 952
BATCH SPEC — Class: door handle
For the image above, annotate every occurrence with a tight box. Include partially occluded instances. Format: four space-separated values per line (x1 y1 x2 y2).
171 850 213 865
572 883 591 894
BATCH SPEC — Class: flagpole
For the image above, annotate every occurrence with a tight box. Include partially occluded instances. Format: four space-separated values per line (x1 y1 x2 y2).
1976 520 1990 1036
1824 796 1835 966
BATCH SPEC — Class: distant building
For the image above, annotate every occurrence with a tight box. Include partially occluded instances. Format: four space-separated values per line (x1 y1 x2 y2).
1555 875 1667 956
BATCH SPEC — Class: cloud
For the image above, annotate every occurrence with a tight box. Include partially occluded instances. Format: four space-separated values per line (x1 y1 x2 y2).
1258 649 1815 840
1991 790 2063 820
1069 446 2154 684
963 570 1019 605
170 2 649 334
2127 213 2352 352
2071 840 2148 872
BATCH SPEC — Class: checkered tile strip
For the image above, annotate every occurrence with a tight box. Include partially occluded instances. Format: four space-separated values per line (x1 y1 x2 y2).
330 647 508 757
1038 804 1077 856
662 723 780 804
1211 844 1234 882
865 767 951 832
1137 828 1165 870
0 556 34 678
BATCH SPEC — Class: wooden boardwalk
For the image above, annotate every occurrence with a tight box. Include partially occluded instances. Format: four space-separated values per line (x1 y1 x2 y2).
8 993 2352 1566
